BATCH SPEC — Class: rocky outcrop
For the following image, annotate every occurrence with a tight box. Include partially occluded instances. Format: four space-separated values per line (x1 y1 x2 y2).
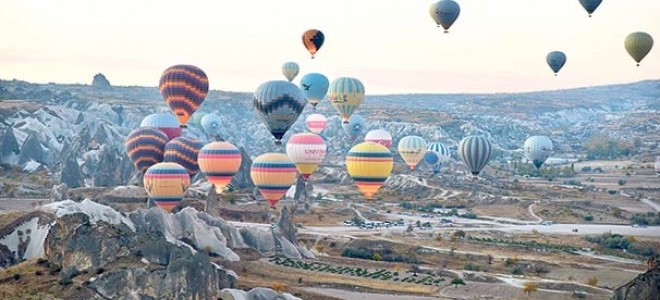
612 254 660 300
92 73 111 88
231 147 254 189
0 127 20 163
219 287 302 300
0 210 54 268
51 183 69 202
60 151 84 188
18 132 45 165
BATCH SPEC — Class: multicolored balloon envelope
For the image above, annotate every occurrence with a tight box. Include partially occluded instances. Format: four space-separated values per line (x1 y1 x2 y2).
159 65 209 127
140 113 182 140
346 142 394 200
398 136 428 170
143 162 191 213
458 135 492 176
300 73 329 109
328 77 365 124
365 129 392 148
302 29 325 59
305 113 327 134
425 142 451 174
253 80 307 145
282 62 300 82
250 153 297 207
523 136 553 169
163 137 203 176
429 0 461 33
198 142 242 193
286 133 327 180
125 127 169 173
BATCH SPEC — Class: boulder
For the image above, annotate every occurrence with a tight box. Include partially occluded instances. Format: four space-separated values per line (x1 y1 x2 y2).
613 254 660 300
18 132 45 165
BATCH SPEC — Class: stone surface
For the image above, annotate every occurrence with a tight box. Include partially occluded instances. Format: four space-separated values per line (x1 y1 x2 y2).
91 73 111 88
612 254 660 300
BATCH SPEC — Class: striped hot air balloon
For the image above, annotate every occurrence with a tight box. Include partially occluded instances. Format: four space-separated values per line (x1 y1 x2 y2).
305 113 327 134
300 73 329 109
328 77 365 124
346 142 394 200
144 162 191 213
365 129 392 148
253 80 307 145
398 136 428 170
250 153 297 207
302 29 325 59
198 142 242 193
159 65 209 127
458 135 492 176
286 133 327 180
524 136 553 170
125 127 169 174
163 137 203 176
140 113 182 140
425 142 451 174
282 62 300 82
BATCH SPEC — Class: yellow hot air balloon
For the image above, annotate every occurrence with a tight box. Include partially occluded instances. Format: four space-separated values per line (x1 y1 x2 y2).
346 142 393 200
198 142 242 193
250 153 297 207
625 32 654 66
398 136 428 170
327 77 365 124
143 162 191 213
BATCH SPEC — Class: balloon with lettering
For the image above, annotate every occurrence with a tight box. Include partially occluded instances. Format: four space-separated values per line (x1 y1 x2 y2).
285 133 327 180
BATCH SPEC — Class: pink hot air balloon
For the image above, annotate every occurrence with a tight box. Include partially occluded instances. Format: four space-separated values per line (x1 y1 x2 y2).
285 133 327 180
305 114 327 134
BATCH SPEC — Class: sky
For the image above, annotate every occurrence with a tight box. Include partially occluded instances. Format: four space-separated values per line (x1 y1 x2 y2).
0 0 658 94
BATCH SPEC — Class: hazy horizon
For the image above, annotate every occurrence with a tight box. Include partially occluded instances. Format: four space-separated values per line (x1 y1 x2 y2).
1 0 658 94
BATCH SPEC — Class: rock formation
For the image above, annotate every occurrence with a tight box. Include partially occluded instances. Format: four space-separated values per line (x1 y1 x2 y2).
0 127 20 163
60 152 84 188
612 254 660 300
231 147 254 189
18 132 46 165
91 73 111 88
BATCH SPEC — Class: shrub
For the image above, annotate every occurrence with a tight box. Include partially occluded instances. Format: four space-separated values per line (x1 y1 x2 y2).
581 166 592 172
341 247 372 260
583 215 594 222
463 262 481 271
373 253 382 261
586 276 598 286
618 179 626 186
511 265 525 275
451 277 466 288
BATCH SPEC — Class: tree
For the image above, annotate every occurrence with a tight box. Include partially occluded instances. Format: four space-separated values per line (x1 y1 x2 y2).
453 230 466 239
451 277 465 288
586 276 598 286
271 282 286 293
416 220 421 228
372 253 382 261
486 254 494 265
522 282 538 296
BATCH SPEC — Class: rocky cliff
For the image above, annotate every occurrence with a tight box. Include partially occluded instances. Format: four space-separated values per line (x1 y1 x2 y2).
612 254 660 300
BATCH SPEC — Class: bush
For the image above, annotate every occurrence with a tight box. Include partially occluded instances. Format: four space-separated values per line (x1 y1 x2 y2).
583 215 594 222
618 179 626 186
608 190 617 195
341 247 372 260
373 253 382 261
581 166 592 172
586 276 598 286
511 265 525 275
463 262 481 271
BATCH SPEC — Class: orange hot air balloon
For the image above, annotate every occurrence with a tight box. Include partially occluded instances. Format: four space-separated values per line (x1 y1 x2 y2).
250 153 297 207
302 29 325 59
198 142 242 194
159 65 209 127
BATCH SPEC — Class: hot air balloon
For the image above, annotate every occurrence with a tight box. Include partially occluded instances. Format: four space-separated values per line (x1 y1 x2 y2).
426 142 451 174
159 65 209 127
191 112 208 128
655 156 660 176
346 142 394 200
398 136 428 170
163 137 203 176
302 29 325 59
328 77 365 124
253 81 307 145
125 127 169 173
429 0 461 33
201 113 222 137
546 51 567 76
458 135 492 176
625 32 654 66
305 113 327 134
524 136 553 170
286 133 327 180
579 0 602 17
140 113 182 140
365 129 393 148
250 153 297 207
198 142 242 193
282 62 300 82
342 114 366 140
143 162 191 213
300 73 330 109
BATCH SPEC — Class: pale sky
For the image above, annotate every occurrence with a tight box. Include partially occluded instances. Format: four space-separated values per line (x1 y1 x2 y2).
1 0 658 94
